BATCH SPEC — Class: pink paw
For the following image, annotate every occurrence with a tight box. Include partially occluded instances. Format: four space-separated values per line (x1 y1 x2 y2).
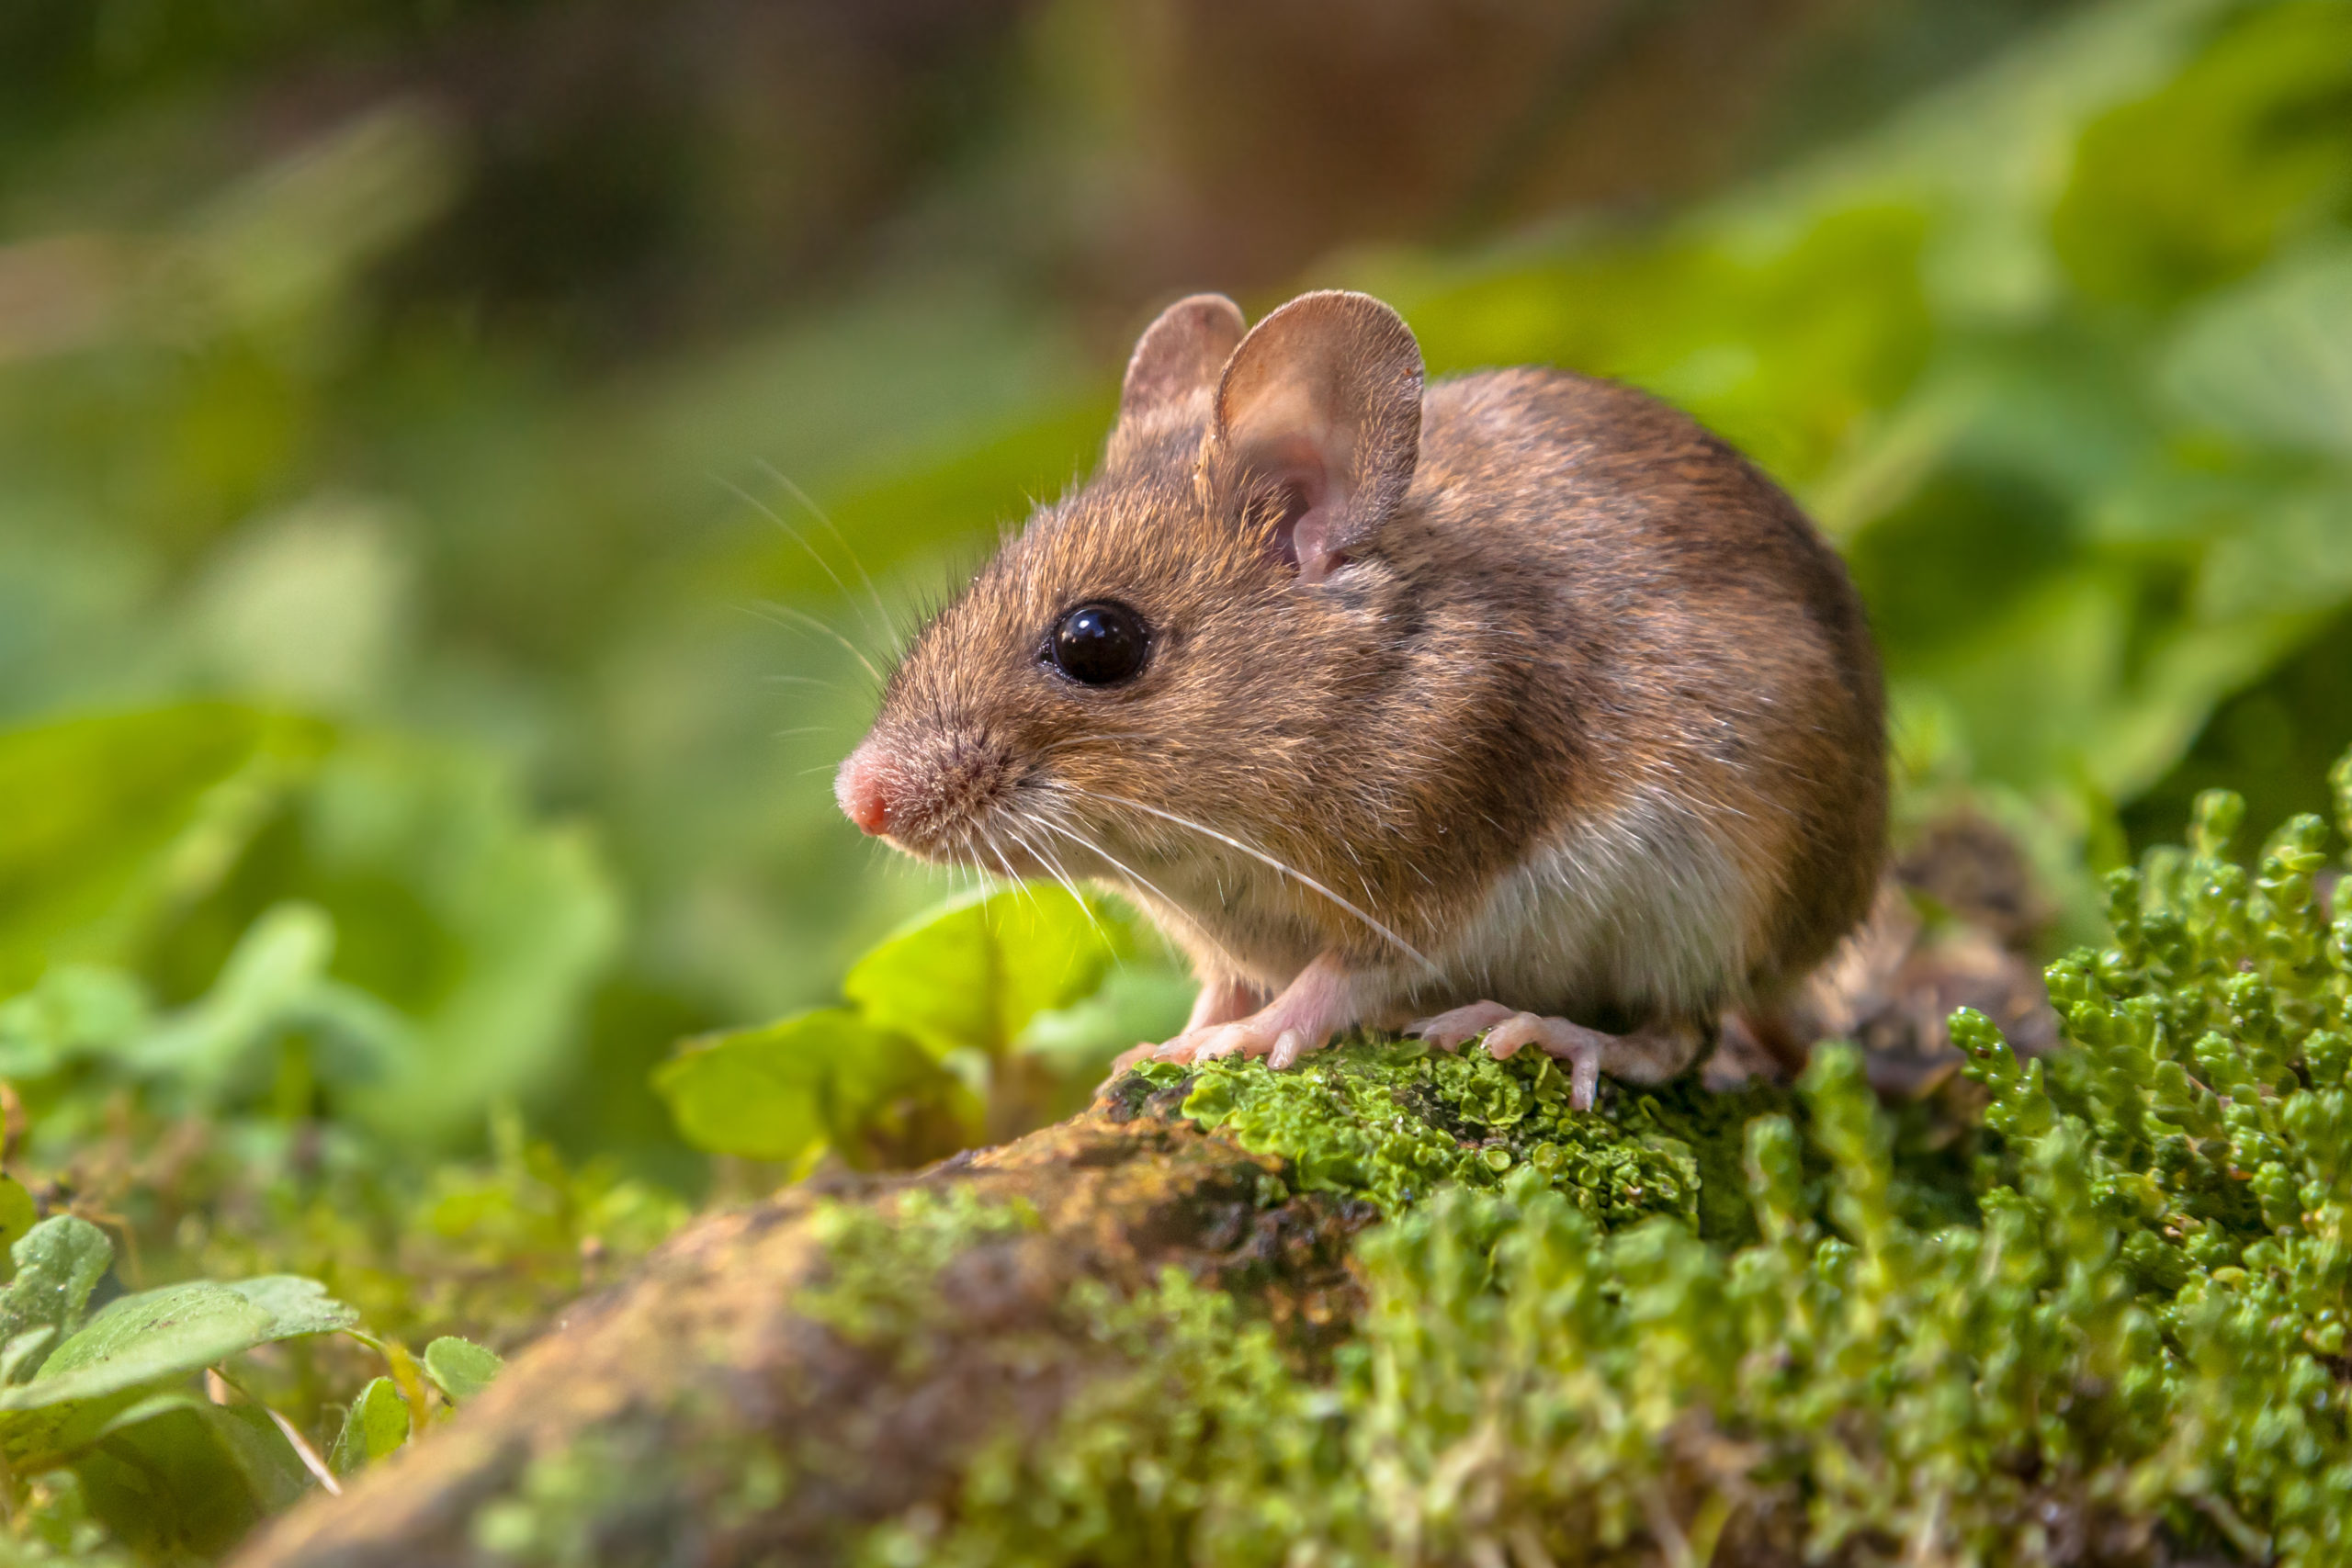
1154 1020 1317 1070
1408 1003 1692 1111
1405 1001 1517 1052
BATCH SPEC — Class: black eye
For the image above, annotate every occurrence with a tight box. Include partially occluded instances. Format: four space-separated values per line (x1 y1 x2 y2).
1048 601 1149 687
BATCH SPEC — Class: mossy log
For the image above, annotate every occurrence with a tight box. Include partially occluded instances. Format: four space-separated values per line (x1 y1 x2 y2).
233 1095 1375 1567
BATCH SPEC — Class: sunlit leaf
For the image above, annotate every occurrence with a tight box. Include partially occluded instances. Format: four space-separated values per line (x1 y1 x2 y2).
2053 0 2352 310
329 1376 410 1474
653 1008 961 1167
843 886 1130 1061
117 901 413 1110
0 963 150 1080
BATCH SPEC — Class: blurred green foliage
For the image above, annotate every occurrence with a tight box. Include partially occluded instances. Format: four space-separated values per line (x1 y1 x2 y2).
1 0 2351 1558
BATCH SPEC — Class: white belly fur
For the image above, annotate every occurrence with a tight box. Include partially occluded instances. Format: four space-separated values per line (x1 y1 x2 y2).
1421 786 1750 1023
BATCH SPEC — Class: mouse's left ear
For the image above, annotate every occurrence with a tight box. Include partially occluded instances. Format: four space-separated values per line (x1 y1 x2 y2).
1108 294 1249 465
1201 290 1423 585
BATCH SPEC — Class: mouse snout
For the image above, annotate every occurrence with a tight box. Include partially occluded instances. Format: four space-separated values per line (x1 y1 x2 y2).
835 726 1012 850
835 743 899 836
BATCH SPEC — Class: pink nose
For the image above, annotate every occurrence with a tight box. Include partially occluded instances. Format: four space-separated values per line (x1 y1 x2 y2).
835 747 894 836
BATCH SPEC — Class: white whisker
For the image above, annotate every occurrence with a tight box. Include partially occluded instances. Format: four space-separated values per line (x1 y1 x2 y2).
748 601 885 684
1058 786 1436 975
1025 808 1250 977
720 472 891 655
1001 816 1107 939
756 458 897 652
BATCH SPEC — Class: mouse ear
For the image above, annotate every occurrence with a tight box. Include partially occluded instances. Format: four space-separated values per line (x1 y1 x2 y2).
1200 290 1422 585
1116 294 1248 428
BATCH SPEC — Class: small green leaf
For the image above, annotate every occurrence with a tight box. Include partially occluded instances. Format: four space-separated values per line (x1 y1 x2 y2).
329 1376 410 1473
16 1274 357 1411
119 902 399 1105
843 886 1127 1059
654 1007 960 1165
6 1287 268 1413
0 1270 358 1474
0 1216 114 1367
1019 965 1195 1073
423 1337 503 1404
0 964 151 1081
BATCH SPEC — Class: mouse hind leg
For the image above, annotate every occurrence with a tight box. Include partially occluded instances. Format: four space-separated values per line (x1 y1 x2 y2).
1408 1004 1705 1111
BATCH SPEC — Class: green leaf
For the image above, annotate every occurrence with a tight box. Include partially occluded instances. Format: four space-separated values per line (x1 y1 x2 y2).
1017 964 1197 1120
843 886 1128 1059
0 1328 56 1384
0 1216 114 1374
654 1008 959 1166
7 1297 259 1419
0 1272 351 1474
77 1399 311 1558
290 738 625 1146
0 1175 40 1273
2053 1 2352 310
220 1274 366 1342
422 1337 503 1404
329 1377 410 1473
3 1274 354 1416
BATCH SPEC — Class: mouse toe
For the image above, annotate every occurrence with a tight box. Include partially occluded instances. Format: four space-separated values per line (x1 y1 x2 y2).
1407 1000 1518 1051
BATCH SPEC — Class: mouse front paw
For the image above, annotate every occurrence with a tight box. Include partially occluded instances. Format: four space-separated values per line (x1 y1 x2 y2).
1153 1019 1321 1070
1140 953 1362 1073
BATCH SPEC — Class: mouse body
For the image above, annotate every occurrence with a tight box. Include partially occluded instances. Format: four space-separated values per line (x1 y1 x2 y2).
836 290 1885 1106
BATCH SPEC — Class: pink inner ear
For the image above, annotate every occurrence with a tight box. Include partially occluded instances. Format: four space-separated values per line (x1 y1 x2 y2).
1260 476 1313 570
1243 435 1347 580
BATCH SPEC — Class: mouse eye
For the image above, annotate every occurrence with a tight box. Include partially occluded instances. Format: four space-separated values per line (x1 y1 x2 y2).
1047 601 1149 687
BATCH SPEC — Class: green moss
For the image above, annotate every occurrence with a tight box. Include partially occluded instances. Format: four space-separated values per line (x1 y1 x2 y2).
797 1188 1043 1367
1126 1037 1745 1230
856 1271 1341 1568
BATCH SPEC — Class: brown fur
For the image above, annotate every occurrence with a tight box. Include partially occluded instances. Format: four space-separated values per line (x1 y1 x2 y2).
844 290 1886 1049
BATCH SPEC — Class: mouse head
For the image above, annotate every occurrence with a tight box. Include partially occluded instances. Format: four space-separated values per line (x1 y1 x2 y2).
835 289 1424 895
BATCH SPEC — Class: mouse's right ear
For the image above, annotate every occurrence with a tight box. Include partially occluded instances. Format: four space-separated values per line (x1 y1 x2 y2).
1199 290 1423 586
1113 294 1249 448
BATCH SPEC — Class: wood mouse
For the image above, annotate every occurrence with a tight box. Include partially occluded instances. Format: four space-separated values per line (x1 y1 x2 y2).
835 289 1886 1108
